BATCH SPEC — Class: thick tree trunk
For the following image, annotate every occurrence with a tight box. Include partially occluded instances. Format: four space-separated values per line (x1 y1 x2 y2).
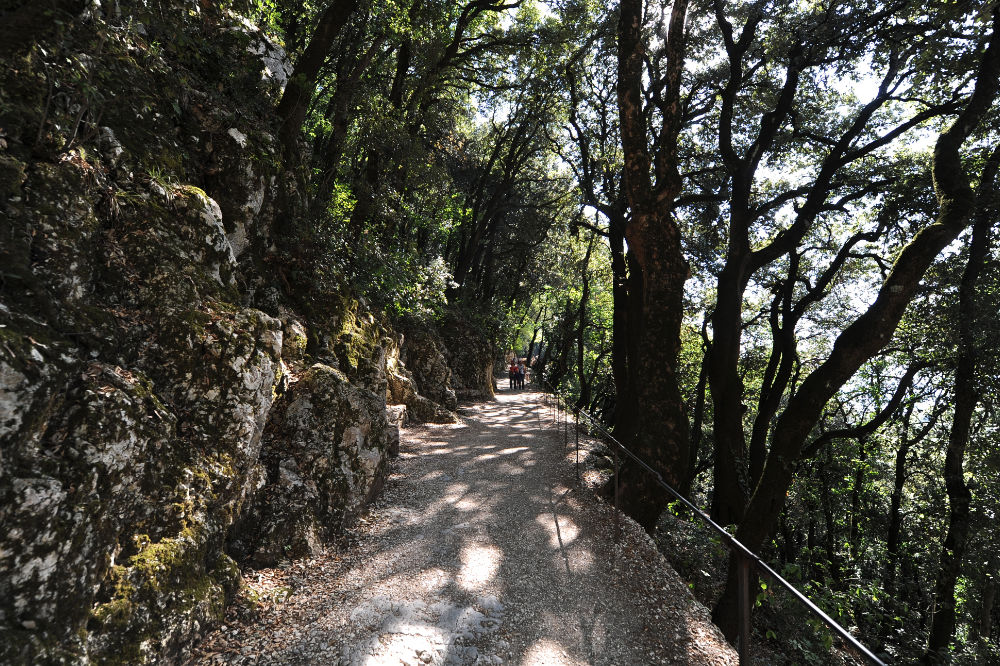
614 214 691 526
275 0 359 157
615 0 691 529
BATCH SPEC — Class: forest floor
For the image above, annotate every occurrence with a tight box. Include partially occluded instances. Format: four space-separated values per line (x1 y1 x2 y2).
189 387 738 665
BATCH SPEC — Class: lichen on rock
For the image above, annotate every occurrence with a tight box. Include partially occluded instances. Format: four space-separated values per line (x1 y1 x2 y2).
401 325 460 412
438 311 496 402
234 363 391 566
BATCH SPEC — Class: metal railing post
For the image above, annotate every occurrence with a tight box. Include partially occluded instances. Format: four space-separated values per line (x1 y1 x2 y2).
563 400 568 449
613 446 621 543
738 555 751 665
574 408 580 484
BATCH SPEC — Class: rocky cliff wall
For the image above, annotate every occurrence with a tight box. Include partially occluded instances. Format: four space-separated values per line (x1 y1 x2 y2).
0 3 458 663
438 311 497 401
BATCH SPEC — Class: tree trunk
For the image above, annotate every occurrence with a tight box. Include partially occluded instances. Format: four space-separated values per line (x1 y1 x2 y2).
683 341 709 498
848 440 867 564
614 0 692 529
979 574 996 642
819 453 841 583
275 0 359 157
708 259 750 525
884 427 912 600
576 238 595 410
922 153 996 663
609 214 629 426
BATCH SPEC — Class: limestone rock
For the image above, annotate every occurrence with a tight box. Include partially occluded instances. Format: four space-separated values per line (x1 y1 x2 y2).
281 317 309 361
0 4 397 663
400 327 458 411
386 336 457 424
101 185 240 312
0 304 284 664
237 364 391 566
439 312 496 402
386 405 407 458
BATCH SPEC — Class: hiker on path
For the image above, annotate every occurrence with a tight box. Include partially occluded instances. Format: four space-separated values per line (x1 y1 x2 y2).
517 360 527 389
509 361 518 390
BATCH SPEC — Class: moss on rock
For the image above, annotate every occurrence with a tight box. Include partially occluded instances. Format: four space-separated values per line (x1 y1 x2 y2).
0 154 26 197
0 3 397 663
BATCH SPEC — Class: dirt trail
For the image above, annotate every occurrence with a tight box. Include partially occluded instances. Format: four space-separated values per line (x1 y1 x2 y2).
192 388 738 665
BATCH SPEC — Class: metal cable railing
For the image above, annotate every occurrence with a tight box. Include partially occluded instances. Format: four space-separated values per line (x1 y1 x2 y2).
535 379 886 666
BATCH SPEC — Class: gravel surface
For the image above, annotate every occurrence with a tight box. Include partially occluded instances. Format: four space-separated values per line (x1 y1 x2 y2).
190 388 739 665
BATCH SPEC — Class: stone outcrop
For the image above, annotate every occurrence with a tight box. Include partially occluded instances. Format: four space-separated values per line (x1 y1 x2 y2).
232 364 391 566
387 335 458 424
0 4 431 663
400 327 459 412
439 311 497 401
0 2 487 662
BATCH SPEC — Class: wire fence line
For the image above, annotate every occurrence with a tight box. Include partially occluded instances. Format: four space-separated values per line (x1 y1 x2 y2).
535 381 887 666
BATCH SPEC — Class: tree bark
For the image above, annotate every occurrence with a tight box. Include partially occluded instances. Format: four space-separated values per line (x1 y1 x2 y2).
275 0 359 157
615 0 691 529
979 574 996 642
576 238 595 410
609 214 629 426
922 150 999 664
883 404 915 605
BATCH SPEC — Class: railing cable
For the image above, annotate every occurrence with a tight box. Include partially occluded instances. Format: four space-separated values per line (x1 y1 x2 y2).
537 380 886 666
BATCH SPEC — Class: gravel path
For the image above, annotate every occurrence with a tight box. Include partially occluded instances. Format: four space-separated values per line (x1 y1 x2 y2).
191 388 738 665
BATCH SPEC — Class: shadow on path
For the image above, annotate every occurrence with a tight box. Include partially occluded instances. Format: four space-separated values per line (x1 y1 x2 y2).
196 387 738 666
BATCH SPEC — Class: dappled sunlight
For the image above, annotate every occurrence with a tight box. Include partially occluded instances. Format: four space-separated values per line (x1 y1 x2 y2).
198 390 738 665
457 543 502 592
520 638 576 665
452 498 479 512
361 628 447 666
475 445 531 462
567 548 594 571
495 463 527 476
536 512 580 549
443 482 470 499
385 566 451 594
